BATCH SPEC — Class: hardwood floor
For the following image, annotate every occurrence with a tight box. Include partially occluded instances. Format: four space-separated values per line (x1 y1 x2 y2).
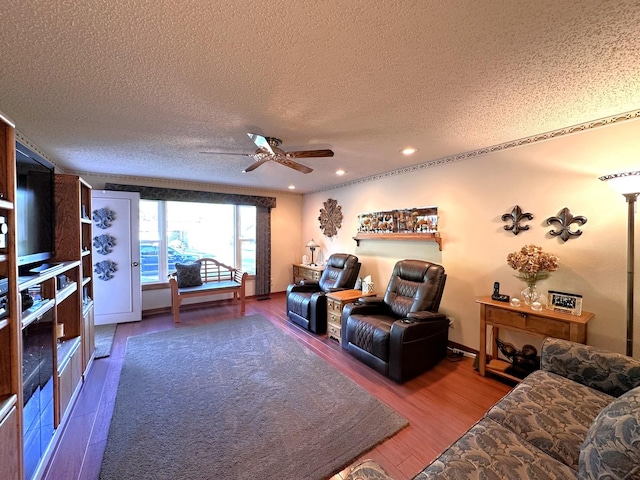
42 293 513 480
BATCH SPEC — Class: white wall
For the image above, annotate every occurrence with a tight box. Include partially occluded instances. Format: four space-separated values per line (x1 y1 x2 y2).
301 118 640 357
82 175 303 310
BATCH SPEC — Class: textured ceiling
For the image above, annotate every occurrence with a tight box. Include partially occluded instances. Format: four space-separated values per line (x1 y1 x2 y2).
1 0 639 193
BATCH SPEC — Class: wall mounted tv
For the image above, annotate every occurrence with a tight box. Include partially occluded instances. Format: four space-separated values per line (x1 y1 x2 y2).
15 141 55 270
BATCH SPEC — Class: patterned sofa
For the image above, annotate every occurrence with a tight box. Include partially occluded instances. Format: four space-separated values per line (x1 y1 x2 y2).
345 338 640 480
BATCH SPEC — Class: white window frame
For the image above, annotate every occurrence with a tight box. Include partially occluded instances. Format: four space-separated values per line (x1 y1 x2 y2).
140 200 255 284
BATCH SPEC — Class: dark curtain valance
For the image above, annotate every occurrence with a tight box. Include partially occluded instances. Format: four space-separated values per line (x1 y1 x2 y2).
104 183 276 208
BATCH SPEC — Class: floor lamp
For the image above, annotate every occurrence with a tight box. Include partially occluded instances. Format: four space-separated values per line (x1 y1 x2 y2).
600 171 640 357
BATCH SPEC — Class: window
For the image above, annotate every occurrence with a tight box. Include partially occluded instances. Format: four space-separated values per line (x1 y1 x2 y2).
139 199 256 284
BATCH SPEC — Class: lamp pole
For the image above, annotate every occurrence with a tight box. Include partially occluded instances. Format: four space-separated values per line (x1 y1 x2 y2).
600 171 640 358
624 193 638 357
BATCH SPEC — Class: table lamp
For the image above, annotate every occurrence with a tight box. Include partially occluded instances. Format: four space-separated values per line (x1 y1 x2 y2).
305 239 319 266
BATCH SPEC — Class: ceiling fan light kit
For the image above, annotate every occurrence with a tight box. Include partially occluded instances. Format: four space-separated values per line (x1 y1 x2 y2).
204 133 334 174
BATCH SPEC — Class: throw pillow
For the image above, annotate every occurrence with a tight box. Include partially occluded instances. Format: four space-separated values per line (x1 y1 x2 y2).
175 261 202 288
579 385 640 479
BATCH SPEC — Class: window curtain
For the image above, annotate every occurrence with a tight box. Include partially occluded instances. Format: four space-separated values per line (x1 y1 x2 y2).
105 183 274 296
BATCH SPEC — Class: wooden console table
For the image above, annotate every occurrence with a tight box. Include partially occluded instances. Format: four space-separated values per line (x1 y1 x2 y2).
476 296 594 382
292 263 324 283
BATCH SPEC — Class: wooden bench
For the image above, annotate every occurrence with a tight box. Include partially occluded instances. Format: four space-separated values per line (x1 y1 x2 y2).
168 257 247 323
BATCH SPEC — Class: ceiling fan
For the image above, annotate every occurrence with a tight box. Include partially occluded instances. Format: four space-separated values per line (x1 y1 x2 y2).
201 133 334 174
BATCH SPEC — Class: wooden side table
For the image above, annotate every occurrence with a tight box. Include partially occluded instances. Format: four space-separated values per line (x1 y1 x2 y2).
292 263 324 283
326 289 375 343
476 296 594 382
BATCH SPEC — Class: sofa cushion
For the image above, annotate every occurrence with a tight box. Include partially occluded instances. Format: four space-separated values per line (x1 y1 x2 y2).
344 459 393 480
579 386 640 480
415 417 577 480
541 337 640 397
175 261 202 288
486 370 614 470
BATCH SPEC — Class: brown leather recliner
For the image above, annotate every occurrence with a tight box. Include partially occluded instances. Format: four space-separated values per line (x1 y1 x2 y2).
341 259 448 383
286 254 360 334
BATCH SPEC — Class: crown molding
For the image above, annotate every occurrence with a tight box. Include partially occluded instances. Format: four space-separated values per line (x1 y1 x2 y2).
312 108 640 194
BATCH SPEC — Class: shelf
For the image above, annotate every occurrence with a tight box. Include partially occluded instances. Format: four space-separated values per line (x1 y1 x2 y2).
0 253 7 262
485 365 523 383
0 394 17 420
57 336 81 371
81 217 92 225
0 199 13 210
81 249 91 257
18 260 81 289
353 232 442 250
56 281 78 303
21 299 55 328
0 318 8 330
82 299 94 316
82 276 91 286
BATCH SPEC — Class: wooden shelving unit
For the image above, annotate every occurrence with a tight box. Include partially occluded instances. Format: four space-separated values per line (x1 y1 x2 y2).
0 117 96 479
0 112 21 480
352 232 442 250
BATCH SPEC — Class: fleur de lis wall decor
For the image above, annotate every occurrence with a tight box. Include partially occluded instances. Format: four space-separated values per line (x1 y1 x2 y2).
94 260 118 281
318 198 343 238
502 205 534 235
92 207 116 229
546 207 587 241
93 234 117 255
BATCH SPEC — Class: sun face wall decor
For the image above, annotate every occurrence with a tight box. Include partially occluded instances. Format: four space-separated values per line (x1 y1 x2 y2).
318 198 343 238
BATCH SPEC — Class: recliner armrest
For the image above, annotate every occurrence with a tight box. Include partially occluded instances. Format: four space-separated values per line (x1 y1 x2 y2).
286 282 322 295
341 299 391 319
406 311 447 322
357 296 385 305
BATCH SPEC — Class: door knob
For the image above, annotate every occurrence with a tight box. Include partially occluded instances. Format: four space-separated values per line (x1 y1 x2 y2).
132 262 140 267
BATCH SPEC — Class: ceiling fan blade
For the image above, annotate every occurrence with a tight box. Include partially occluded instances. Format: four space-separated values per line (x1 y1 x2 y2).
242 158 270 173
274 157 313 174
199 151 251 156
286 149 334 159
247 133 274 155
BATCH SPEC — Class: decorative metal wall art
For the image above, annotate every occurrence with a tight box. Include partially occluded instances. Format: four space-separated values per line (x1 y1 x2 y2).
502 205 533 235
357 206 438 234
318 198 343 238
546 207 587 241
94 260 118 281
93 234 117 255
92 207 116 229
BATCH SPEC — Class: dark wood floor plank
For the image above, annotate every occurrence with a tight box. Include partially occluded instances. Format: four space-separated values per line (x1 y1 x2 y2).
41 294 513 480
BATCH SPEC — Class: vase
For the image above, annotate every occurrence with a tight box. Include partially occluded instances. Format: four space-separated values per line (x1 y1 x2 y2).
521 284 540 306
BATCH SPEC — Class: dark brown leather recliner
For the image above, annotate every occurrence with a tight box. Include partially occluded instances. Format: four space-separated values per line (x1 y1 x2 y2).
286 254 361 334
341 259 448 383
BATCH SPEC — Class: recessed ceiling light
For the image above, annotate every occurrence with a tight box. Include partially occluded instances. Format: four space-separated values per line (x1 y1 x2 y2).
288 185 296 190
335 169 346 176
401 147 418 155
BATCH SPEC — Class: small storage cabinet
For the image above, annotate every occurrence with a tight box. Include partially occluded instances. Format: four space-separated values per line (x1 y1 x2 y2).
292 264 324 283
326 289 375 343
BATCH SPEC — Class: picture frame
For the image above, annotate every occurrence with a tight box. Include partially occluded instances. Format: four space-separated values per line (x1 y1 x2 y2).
548 290 583 316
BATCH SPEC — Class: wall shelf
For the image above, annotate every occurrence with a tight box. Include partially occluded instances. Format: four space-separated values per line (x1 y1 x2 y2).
353 232 442 250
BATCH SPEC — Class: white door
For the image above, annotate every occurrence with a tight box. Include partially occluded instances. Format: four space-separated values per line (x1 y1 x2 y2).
91 190 142 324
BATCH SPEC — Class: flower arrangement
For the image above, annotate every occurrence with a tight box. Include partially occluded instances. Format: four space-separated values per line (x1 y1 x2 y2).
506 245 559 287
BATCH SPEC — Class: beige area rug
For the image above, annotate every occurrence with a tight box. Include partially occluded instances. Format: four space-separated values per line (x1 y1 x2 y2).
94 323 117 359
100 314 408 480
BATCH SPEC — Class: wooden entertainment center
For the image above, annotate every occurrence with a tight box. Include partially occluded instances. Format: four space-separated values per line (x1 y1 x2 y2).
0 112 95 479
